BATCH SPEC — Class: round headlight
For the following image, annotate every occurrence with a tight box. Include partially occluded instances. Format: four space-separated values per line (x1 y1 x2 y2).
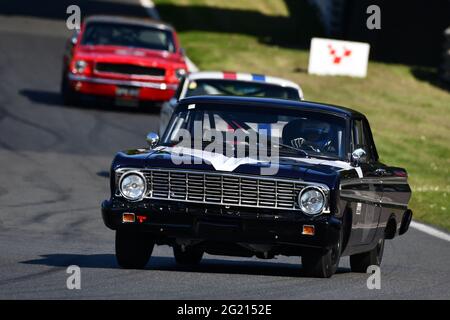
298 187 325 215
73 60 88 74
119 172 146 201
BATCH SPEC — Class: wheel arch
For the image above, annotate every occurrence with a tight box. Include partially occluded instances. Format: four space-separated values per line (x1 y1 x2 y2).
341 205 353 253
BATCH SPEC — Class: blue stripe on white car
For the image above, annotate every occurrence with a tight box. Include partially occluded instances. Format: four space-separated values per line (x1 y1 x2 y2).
251 74 266 82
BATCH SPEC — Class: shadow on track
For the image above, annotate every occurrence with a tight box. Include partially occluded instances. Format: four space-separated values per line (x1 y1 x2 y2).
21 253 350 278
19 89 161 114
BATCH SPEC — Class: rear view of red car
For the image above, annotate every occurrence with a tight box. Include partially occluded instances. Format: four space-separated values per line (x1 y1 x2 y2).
61 15 188 107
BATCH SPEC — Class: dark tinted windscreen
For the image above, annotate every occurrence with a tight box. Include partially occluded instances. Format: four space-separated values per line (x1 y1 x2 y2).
81 22 176 52
162 104 347 159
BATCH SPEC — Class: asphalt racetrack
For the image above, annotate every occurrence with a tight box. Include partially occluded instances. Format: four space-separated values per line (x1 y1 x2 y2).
0 0 449 299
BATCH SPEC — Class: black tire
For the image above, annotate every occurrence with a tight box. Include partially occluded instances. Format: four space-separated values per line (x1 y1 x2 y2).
61 73 79 106
350 238 385 273
302 231 342 278
173 245 203 265
115 230 154 269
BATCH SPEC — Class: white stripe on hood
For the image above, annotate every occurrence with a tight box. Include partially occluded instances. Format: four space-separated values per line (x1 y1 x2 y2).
154 146 363 177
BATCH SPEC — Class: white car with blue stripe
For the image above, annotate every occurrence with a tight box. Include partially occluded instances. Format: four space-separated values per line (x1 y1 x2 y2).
159 71 304 135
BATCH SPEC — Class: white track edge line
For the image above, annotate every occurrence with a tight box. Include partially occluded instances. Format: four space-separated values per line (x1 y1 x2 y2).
410 221 450 242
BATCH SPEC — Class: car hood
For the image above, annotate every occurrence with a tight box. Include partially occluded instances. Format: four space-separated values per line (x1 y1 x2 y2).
112 147 349 188
75 45 185 65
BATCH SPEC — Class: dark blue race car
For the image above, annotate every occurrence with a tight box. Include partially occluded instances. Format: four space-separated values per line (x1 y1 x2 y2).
101 96 412 278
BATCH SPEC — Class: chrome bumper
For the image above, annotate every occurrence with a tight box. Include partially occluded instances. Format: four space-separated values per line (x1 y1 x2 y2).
68 74 178 90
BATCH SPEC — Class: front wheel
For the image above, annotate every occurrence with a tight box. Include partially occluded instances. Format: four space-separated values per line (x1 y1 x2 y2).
115 230 154 269
302 241 341 278
173 245 203 265
350 238 385 273
61 73 79 106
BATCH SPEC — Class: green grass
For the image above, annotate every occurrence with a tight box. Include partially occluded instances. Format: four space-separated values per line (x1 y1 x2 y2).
155 0 450 230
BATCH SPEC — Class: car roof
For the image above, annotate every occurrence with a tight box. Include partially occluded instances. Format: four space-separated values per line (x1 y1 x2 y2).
187 71 301 90
178 95 364 118
83 15 174 31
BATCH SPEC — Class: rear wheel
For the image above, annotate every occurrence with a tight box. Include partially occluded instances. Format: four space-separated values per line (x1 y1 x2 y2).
173 245 203 265
350 238 385 273
115 230 154 269
302 231 342 278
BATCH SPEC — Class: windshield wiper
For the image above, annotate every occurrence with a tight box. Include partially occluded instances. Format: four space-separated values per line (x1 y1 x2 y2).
276 143 339 161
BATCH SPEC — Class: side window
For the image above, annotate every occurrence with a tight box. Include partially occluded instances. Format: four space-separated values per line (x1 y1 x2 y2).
353 119 364 150
352 119 374 162
362 119 377 162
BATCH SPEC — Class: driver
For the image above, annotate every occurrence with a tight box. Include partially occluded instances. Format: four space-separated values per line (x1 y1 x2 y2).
282 119 333 153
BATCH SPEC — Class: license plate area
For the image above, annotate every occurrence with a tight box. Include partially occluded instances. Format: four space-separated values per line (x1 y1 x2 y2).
116 86 140 98
195 219 241 239
115 86 140 107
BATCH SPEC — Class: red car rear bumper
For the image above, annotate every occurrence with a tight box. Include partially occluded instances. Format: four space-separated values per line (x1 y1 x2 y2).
68 74 178 102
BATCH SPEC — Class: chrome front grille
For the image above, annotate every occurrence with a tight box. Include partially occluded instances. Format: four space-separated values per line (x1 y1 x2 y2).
95 63 166 77
116 169 321 210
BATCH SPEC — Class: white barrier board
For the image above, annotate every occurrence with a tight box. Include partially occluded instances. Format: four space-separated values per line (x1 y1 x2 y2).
308 38 370 78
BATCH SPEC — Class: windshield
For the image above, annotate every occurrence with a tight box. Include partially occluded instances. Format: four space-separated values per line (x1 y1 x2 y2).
81 22 176 52
161 103 347 160
184 79 301 101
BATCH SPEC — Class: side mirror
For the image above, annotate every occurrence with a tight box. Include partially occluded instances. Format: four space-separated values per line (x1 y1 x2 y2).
180 47 186 56
70 35 78 45
351 148 367 166
146 132 159 149
70 30 79 46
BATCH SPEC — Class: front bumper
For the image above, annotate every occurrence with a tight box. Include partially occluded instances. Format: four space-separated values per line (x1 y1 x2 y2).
101 199 342 252
68 74 177 102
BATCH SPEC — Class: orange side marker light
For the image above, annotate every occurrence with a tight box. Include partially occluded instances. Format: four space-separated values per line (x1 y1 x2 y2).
122 213 135 223
302 225 315 236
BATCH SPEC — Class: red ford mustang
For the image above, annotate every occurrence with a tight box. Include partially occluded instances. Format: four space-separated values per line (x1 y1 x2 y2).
61 15 188 107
